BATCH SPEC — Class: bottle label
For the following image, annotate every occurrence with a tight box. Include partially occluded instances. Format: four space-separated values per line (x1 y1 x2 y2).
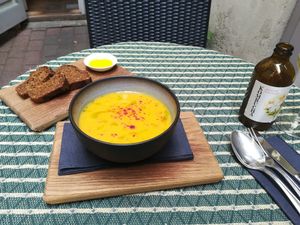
244 80 291 123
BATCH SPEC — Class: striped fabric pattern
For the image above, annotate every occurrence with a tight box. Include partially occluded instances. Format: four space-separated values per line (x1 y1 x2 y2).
0 42 297 224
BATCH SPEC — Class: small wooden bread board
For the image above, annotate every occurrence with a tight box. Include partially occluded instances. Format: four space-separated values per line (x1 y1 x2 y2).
43 112 224 205
0 60 132 131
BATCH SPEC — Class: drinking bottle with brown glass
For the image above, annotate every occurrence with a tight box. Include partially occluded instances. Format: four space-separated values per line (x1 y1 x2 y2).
239 42 295 131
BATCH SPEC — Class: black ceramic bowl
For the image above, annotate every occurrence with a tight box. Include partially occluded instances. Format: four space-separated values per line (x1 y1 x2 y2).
69 76 180 163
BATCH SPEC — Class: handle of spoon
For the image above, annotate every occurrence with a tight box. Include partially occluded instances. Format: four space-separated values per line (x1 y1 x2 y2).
270 163 300 199
262 167 300 214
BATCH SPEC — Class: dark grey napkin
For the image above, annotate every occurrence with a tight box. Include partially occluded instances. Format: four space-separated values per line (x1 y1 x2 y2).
248 136 300 224
59 119 193 175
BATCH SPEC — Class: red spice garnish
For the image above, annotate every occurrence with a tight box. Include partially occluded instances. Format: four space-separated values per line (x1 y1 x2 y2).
115 106 145 120
128 125 135 129
111 133 118 137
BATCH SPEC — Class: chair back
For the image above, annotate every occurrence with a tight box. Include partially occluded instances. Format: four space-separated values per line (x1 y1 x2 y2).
85 0 211 48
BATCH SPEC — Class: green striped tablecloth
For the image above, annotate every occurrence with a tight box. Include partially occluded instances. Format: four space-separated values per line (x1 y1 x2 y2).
1 42 298 224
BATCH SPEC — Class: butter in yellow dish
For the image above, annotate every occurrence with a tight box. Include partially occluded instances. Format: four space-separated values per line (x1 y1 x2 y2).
88 58 113 68
78 91 172 144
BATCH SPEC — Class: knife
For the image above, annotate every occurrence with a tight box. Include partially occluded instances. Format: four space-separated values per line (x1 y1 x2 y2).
254 130 300 183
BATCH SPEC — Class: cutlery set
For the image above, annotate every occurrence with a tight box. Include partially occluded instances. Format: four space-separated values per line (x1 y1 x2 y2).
230 128 300 214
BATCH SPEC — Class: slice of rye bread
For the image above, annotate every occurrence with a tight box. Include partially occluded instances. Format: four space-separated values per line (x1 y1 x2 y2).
55 65 91 90
15 66 55 98
27 73 69 103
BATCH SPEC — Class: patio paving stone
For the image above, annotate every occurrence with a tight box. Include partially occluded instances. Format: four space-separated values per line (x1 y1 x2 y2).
0 24 90 86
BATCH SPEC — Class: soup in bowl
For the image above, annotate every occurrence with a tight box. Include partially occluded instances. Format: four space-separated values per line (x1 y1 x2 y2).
78 91 172 144
69 76 180 163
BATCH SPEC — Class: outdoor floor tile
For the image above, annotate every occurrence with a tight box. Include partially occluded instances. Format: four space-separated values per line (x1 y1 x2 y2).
24 51 42 65
27 40 44 51
18 29 32 36
44 36 60 45
1 70 24 85
46 27 61 36
13 36 30 48
0 24 89 87
13 34 30 42
74 26 88 34
74 33 89 43
61 27 74 33
4 58 25 72
30 30 46 40
43 45 59 56
0 52 8 64
8 50 26 58
0 41 12 52
74 43 88 51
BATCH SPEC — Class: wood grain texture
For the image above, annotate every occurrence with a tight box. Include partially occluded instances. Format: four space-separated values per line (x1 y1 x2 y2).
0 60 132 131
43 112 224 205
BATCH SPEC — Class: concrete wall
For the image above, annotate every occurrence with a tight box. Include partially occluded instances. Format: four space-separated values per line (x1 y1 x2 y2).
208 0 296 64
280 1 300 86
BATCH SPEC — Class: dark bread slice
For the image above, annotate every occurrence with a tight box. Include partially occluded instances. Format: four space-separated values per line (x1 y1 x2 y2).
16 66 55 98
15 82 30 98
27 73 69 103
55 65 91 90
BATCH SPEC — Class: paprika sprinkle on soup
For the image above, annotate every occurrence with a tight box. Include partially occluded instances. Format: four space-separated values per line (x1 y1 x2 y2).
78 91 172 144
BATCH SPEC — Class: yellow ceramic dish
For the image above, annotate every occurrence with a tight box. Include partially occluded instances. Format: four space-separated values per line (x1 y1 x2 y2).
83 53 117 72
78 91 172 144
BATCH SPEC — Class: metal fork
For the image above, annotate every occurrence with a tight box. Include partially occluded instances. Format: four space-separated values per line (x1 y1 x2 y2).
247 127 300 198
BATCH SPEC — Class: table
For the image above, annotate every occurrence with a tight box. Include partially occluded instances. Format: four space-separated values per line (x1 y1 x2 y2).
1 41 299 224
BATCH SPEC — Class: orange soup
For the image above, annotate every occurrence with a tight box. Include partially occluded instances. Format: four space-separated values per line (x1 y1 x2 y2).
78 91 172 144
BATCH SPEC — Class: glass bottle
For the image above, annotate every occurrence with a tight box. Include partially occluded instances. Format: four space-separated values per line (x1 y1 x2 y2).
239 42 295 131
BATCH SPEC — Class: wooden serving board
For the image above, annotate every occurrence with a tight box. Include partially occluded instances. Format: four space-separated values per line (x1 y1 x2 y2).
43 112 224 205
0 60 132 131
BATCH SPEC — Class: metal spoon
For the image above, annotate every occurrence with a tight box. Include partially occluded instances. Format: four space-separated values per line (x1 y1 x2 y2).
230 130 300 214
247 128 300 198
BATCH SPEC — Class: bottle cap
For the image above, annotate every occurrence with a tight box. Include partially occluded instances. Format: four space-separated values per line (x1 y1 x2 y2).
274 42 294 56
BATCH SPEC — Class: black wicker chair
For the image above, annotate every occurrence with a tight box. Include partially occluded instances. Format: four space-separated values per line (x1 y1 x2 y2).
85 0 211 48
